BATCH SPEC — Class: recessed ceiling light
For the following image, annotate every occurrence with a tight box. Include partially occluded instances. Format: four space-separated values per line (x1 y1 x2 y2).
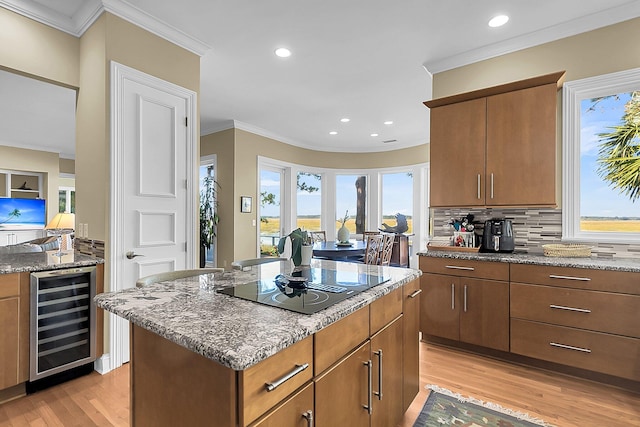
384 121 393 125
274 47 291 58
488 15 509 28
329 131 337 135
370 133 379 137
340 118 350 123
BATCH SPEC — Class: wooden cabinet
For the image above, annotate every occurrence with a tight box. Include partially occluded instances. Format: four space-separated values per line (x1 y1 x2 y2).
425 72 564 208
420 257 509 351
510 264 640 381
251 383 314 427
0 273 29 393
402 278 421 412
370 316 404 427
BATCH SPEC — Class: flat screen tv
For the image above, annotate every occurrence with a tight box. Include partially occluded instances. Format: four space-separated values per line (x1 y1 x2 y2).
0 198 46 230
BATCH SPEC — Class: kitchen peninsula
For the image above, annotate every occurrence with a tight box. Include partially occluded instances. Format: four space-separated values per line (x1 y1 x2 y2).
94 259 422 426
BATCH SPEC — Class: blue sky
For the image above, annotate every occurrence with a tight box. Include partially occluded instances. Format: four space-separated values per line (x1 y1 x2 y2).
580 93 639 218
259 171 413 218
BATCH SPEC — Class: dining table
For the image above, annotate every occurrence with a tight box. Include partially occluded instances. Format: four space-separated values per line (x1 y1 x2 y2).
312 240 366 261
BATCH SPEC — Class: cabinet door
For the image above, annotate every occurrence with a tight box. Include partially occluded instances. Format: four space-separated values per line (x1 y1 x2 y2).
486 83 557 206
430 98 486 207
402 279 421 413
371 316 404 427
315 342 371 427
0 297 20 389
420 273 459 341
459 278 509 351
251 383 314 427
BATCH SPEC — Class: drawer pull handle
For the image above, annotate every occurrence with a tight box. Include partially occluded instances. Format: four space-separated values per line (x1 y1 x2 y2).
302 410 313 427
550 304 591 313
265 363 309 392
477 174 481 199
374 349 383 400
550 342 591 353
445 265 475 271
549 274 591 282
363 360 373 414
409 289 422 298
451 283 455 310
463 285 468 313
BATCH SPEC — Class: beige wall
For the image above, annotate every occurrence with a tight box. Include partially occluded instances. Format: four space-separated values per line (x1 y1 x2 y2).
201 128 428 266
432 18 640 98
0 7 79 88
59 158 75 175
0 146 58 219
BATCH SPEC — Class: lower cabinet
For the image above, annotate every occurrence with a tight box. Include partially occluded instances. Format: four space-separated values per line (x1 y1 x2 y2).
314 316 404 427
421 272 509 351
252 383 314 427
402 278 421 412
0 272 28 393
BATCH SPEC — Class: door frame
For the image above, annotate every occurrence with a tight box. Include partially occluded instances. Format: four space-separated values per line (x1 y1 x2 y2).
106 61 198 372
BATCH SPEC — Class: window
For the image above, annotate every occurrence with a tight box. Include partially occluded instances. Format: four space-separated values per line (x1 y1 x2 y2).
296 171 322 231
381 171 413 233
59 187 75 213
200 157 217 265
259 166 285 256
563 68 640 243
336 174 367 234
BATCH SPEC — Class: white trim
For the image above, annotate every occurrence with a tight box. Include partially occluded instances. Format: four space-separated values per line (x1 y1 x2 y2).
110 61 198 369
562 67 640 244
424 3 640 74
94 353 111 375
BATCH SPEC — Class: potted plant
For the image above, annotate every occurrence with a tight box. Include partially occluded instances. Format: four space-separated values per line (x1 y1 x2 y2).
200 175 219 268
277 228 312 267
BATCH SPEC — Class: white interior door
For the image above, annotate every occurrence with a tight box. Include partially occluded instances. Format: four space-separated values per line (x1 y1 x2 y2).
109 62 197 370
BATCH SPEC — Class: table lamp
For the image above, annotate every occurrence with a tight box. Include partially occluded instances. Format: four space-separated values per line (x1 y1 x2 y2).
45 212 75 255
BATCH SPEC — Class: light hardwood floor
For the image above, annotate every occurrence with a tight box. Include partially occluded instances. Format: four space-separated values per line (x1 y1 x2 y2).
1 342 638 426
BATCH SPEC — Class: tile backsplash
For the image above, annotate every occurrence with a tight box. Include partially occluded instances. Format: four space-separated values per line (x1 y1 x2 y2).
431 208 640 260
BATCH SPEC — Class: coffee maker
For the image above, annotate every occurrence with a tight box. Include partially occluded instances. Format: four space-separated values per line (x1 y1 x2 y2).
481 219 515 253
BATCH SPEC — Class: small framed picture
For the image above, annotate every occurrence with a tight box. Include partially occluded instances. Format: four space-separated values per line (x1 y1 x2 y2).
240 196 252 213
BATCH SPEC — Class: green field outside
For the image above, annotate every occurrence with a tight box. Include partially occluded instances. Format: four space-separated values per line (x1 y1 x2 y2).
260 217 414 235
580 220 640 232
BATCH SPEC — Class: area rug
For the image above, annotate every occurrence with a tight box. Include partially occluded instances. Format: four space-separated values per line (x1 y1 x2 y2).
414 385 555 427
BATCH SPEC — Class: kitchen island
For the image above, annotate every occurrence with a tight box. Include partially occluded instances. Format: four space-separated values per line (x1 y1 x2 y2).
94 259 422 426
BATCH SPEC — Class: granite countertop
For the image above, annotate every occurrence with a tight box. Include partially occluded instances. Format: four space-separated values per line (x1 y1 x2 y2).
94 259 421 371
417 250 640 273
0 252 104 274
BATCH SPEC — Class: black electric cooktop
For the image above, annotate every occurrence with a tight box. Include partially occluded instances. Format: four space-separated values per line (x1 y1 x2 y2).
217 264 389 315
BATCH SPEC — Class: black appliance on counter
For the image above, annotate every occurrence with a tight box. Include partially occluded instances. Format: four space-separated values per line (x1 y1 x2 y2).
481 219 515 253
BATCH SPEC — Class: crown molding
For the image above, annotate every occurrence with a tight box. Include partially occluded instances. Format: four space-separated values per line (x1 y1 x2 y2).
0 0 210 56
102 0 210 56
0 0 102 36
424 2 640 74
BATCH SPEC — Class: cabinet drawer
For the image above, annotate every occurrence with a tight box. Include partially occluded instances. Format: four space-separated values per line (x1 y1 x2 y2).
511 283 640 338
250 382 313 427
420 257 508 281
314 307 369 374
0 273 20 299
510 264 639 295
370 286 402 335
239 336 313 426
511 319 640 381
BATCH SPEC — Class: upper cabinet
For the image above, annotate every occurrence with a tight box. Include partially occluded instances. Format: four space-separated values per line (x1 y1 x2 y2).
425 72 565 208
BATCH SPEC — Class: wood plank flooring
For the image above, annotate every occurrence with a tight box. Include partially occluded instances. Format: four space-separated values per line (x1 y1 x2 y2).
0 341 638 426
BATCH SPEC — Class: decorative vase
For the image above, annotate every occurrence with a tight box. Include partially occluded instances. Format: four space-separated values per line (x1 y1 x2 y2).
337 225 350 243
300 245 313 266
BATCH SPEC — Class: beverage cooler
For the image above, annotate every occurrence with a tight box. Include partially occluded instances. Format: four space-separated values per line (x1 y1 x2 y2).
30 266 97 382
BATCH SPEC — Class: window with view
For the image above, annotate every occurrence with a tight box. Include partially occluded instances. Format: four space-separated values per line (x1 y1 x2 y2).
336 174 367 234
381 172 413 233
296 172 322 231
563 68 640 242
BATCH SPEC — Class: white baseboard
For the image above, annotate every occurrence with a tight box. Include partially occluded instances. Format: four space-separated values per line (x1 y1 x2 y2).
94 353 112 375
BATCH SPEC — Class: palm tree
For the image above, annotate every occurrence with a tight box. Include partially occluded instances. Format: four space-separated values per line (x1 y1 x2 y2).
596 91 640 202
0 209 21 224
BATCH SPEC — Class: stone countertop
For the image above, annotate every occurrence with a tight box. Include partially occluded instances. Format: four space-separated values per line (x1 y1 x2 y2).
417 249 640 273
94 259 421 371
0 252 104 274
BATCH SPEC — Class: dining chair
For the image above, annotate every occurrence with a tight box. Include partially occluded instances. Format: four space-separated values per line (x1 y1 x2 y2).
363 234 384 265
361 231 380 241
379 233 395 266
231 257 288 270
136 268 223 287
310 231 327 243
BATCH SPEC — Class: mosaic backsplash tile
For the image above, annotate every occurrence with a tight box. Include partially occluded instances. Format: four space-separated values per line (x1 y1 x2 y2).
432 208 640 260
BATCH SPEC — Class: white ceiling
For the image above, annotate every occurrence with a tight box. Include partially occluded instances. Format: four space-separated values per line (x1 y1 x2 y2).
1 0 640 158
